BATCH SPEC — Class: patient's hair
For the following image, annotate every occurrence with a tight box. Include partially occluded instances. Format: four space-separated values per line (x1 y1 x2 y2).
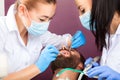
51 49 85 73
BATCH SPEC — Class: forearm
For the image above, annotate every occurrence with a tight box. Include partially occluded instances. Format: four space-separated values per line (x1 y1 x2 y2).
3 65 41 80
0 54 8 78
42 31 72 49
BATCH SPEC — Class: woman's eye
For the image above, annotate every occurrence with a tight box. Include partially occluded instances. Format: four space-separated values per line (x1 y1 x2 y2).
39 19 45 22
80 8 85 14
79 6 85 14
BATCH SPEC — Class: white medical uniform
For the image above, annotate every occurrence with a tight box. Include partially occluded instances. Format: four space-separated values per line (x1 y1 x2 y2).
100 24 120 73
0 4 70 74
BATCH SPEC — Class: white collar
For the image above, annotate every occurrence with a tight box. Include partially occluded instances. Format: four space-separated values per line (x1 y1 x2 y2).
6 4 18 32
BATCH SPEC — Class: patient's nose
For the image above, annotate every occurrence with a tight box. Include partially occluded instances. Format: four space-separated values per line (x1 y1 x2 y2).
59 50 70 57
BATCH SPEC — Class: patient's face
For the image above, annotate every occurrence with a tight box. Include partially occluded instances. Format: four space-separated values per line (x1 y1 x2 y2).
51 48 84 72
75 0 92 15
58 48 80 58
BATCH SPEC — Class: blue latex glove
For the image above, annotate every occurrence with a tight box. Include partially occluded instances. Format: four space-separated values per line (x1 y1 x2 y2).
87 66 120 80
85 57 99 67
35 45 59 73
71 30 86 48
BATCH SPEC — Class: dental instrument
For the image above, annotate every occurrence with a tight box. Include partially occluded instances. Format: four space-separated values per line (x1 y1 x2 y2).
78 56 100 80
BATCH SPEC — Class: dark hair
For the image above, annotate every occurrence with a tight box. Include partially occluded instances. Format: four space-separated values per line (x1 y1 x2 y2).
15 0 56 10
90 0 120 51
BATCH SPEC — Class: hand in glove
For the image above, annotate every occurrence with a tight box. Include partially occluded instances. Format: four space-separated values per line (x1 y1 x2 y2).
71 30 86 48
35 45 59 73
85 57 99 67
87 65 120 80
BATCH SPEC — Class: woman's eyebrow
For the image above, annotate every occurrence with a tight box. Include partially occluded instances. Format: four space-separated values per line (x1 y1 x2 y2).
41 14 56 19
41 15 49 19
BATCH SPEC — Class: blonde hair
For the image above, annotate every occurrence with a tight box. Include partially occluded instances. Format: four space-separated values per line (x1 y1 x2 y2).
15 0 56 10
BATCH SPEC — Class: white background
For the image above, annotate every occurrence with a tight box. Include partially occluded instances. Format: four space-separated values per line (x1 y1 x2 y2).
0 0 4 16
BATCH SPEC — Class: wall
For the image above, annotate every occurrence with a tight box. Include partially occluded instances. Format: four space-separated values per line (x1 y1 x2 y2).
5 0 100 80
0 0 5 16
5 0 15 15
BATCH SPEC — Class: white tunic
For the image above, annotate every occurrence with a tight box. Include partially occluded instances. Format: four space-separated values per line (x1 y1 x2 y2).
0 4 70 74
100 24 120 73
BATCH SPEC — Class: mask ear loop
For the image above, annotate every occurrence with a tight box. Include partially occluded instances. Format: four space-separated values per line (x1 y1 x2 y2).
18 3 29 29
56 68 84 77
21 4 32 29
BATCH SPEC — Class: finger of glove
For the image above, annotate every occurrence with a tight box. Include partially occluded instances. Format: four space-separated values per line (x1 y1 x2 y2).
87 66 105 78
45 45 56 49
71 37 86 48
106 76 114 80
72 31 82 41
46 45 59 55
49 53 58 58
44 53 57 64
98 72 109 80
48 55 57 61
71 44 79 48
92 62 99 67
71 41 84 48
84 57 93 66
72 35 82 44
71 38 81 48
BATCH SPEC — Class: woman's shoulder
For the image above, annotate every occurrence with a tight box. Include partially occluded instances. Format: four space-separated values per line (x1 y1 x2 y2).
0 16 9 35
0 16 7 28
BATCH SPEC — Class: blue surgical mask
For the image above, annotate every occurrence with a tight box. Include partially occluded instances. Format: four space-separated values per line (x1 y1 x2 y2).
26 21 50 36
79 11 91 30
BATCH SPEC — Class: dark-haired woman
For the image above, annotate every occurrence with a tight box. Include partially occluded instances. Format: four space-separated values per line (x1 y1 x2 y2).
75 0 120 79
